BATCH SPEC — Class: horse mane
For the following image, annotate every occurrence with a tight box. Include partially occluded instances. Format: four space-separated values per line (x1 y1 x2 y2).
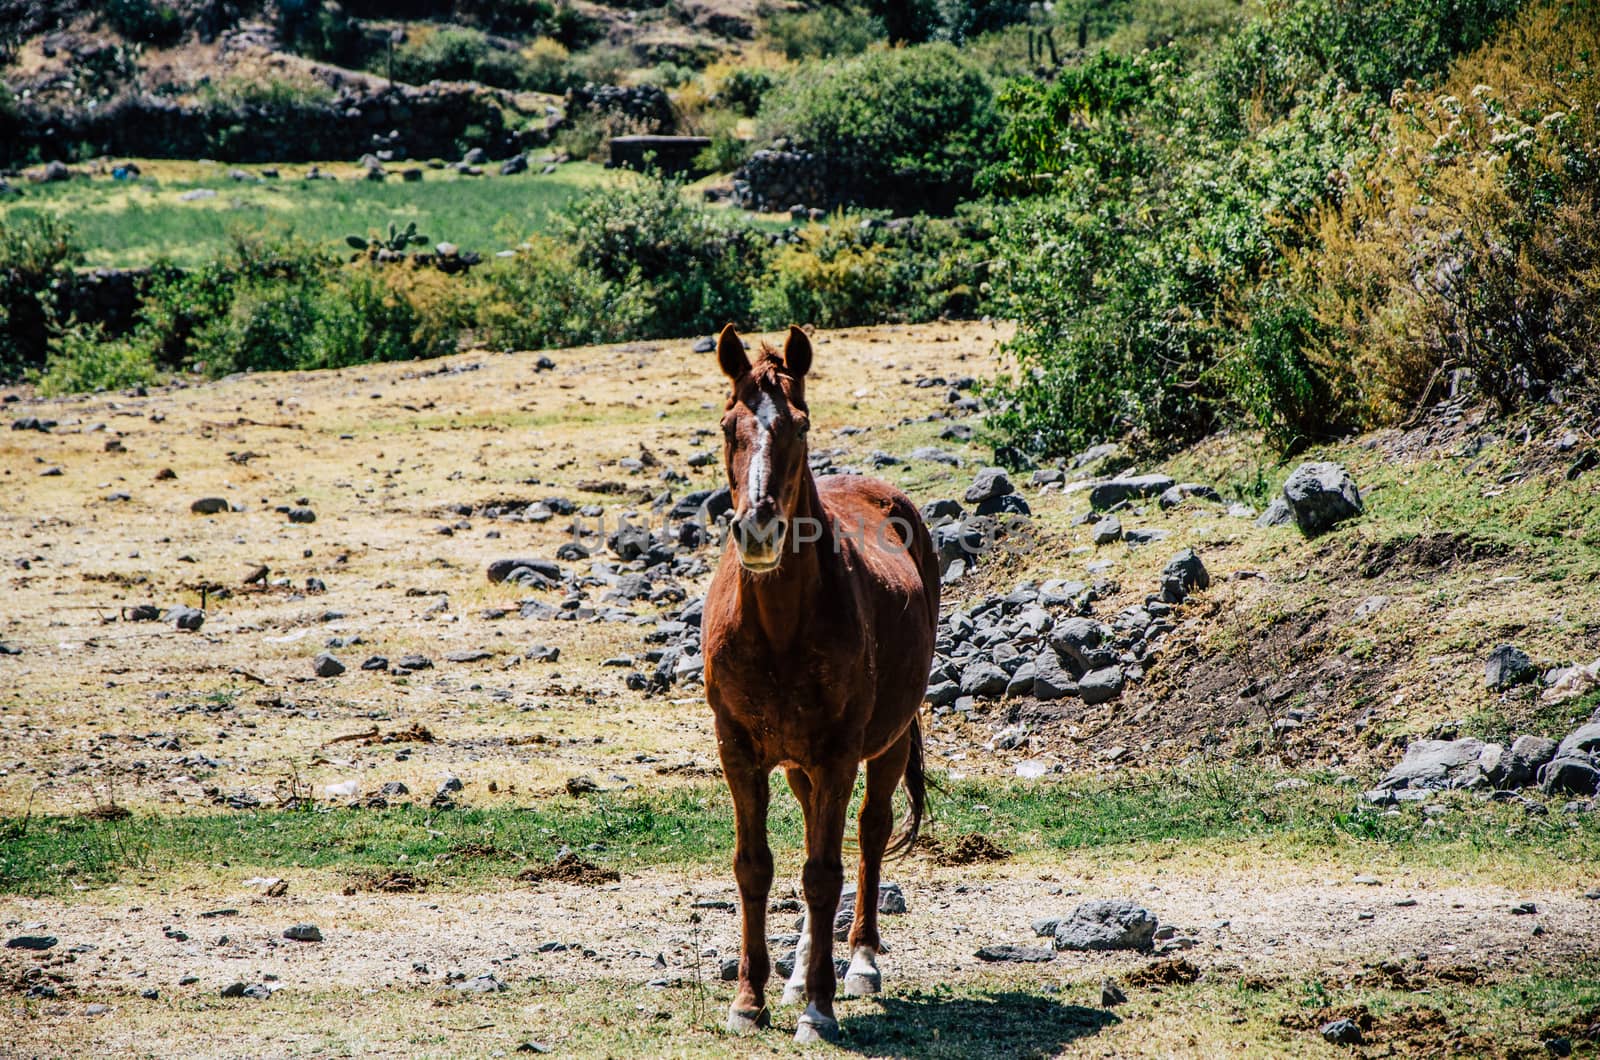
729 343 807 410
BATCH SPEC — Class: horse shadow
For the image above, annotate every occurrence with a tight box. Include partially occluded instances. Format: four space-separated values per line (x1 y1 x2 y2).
837 990 1118 1058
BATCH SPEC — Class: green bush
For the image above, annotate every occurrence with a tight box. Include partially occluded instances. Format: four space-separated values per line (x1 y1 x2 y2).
0 214 80 379
35 323 158 396
756 43 1001 211
985 0 1536 458
765 7 883 59
559 177 768 338
478 238 648 351
754 213 993 329
718 68 777 118
103 0 183 45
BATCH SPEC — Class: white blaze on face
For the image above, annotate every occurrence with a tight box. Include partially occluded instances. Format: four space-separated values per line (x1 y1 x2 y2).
746 391 778 504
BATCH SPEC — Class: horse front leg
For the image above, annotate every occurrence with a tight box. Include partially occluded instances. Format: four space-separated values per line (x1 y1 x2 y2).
844 730 910 997
794 766 852 1044
720 749 773 1034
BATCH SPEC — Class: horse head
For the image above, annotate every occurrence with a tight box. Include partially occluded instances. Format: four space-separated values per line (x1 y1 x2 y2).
716 323 813 572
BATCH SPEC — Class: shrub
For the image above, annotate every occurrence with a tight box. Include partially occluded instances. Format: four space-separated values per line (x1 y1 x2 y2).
478 237 648 351
103 0 183 45
718 67 777 118
754 212 993 329
309 265 469 369
279 0 368 66
0 214 80 379
985 0 1539 458
36 323 158 396
519 37 574 93
766 7 882 59
559 176 768 338
935 0 1032 43
756 43 1001 212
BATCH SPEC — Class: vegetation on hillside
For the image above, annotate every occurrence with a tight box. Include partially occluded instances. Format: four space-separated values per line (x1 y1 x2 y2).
3 0 1595 463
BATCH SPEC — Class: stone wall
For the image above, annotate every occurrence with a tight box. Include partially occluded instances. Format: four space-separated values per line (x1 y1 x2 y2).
2 83 536 166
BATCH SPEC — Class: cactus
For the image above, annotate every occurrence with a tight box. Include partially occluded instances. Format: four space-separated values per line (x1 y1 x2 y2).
345 221 429 254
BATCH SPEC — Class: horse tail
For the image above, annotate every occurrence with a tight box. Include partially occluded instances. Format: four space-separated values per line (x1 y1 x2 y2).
885 714 927 860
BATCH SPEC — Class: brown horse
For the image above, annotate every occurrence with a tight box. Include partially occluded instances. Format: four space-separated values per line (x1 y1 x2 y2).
702 324 940 1044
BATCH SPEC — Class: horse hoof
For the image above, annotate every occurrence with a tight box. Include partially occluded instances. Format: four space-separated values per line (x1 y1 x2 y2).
780 983 807 1007
842 970 881 997
726 1006 770 1035
794 1004 839 1045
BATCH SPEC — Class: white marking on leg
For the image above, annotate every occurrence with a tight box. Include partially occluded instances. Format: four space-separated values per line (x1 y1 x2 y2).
746 392 777 503
782 907 810 1005
843 944 881 997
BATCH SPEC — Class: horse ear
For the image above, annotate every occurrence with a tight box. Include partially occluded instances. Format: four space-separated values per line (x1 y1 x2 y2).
783 325 812 379
717 323 750 382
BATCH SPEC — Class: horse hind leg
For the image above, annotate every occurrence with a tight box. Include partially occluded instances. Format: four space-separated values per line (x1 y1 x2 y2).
843 729 912 998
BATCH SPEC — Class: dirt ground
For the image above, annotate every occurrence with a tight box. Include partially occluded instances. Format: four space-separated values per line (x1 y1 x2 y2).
4 324 1599 1057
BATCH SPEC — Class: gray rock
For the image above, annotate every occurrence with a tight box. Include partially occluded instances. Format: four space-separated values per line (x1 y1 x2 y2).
925 680 959 707
167 606 205 631
1541 754 1600 796
1050 618 1114 672
719 957 739 981
1091 517 1122 545
486 557 563 584
964 468 1014 504
960 662 1009 699
1004 665 1037 699
1486 645 1534 689
1158 483 1221 508
379 781 410 797
1376 738 1488 791
1281 461 1362 535
1557 723 1600 757
1123 527 1169 546
1088 474 1174 510
1078 667 1126 706
975 944 1054 963
313 653 345 678
397 654 434 670
287 507 316 524
1255 497 1294 527
1031 469 1065 487
1320 1018 1364 1045
1050 900 1158 951
283 924 322 942
220 982 272 999
911 447 963 466
1159 548 1210 604
6 935 58 951
1502 735 1560 788
190 497 229 515
1032 652 1077 700
921 498 965 522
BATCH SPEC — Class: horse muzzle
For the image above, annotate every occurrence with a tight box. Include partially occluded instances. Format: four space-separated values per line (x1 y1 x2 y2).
731 513 787 571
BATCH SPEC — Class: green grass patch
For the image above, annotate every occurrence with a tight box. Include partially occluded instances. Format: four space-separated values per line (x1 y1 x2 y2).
0 163 613 268
5 769 1597 896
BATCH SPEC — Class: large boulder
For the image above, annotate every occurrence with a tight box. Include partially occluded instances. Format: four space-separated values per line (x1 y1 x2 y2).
1375 738 1492 792
964 468 1014 505
1088 474 1174 511
1485 645 1534 690
1500 735 1559 788
1540 753 1600 796
1078 666 1125 705
1049 618 1115 673
1557 723 1600 758
1281 462 1362 536
1159 549 1210 604
1043 900 1158 952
